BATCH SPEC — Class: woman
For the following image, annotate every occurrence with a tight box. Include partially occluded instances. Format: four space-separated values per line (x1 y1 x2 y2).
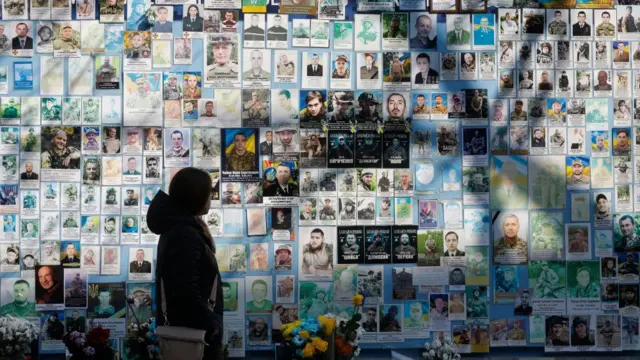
147 167 223 358
183 5 203 32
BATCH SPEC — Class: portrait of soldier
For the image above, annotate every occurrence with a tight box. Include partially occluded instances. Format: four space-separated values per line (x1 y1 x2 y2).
41 129 81 169
224 132 256 172
206 34 239 80
263 163 298 197
494 214 528 260
301 228 333 277
129 249 151 273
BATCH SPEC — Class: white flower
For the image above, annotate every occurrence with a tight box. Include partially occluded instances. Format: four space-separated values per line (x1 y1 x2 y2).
453 355 462 360
353 348 361 357
443 354 450 360
434 340 442 348
429 349 436 357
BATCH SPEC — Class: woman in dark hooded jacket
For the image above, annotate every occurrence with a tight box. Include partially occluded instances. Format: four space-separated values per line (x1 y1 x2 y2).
147 167 223 358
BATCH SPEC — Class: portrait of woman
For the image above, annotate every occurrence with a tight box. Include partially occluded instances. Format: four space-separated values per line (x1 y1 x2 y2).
183 5 203 32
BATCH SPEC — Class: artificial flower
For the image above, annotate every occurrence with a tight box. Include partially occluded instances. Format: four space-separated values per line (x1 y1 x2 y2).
292 335 306 347
352 294 364 306
318 315 336 336
311 337 328 352
298 330 310 340
301 342 316 358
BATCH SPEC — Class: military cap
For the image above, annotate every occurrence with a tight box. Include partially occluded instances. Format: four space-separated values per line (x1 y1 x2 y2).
571 158 583 166
275 245 291 255
274 123 297 133
358 92 379 104
333 92 353 104
336 55 348 63
362 170 373 176
209 33 236 45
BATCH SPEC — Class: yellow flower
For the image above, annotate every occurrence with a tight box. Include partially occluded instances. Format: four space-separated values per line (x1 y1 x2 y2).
353 294 364 306
312 337 329 352
299 330 310 340
301 343 316 358
318 315 336 336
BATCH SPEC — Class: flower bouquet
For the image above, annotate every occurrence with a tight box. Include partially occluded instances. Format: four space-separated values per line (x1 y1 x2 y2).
123 318 160 360
0 315 39 360
123 295 160 360
279 313 336 359
63 327 116 360
334 295 364 360
422 339 461 360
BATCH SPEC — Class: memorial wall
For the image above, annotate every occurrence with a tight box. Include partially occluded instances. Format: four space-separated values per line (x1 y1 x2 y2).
0 0 639 357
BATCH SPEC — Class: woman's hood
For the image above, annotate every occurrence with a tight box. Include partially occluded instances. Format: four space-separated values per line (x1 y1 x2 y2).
146 190 197 235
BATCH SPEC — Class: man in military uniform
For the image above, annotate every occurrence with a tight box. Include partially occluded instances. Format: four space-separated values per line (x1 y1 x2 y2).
327 92 353 125
403 302 427 329
2 98 20 119
319 172 336 191
318 198 336 220
536 261 562 298
394 233 416 258
329 136 353 160
432 95 447 114
340 233 360 255
363 307 377 332
125 32 150 59
355 92 381 124
126 77 161 109
384 137 407 162
599 320 615 347
569 228 589 253
413 94 429 115
243 92 269 124
358 170 375 193
124 189 138 206
467 288 487 318
100 0 123 15
618 215 640 250
332 55 350 79
167 130 189 158
96 57 116 83
619 253 639 276
358 201 375 220
207 34 239 80
224 132 256 172
243 49 270 83
466 251 485 276
301 171 317 192
300 91 326 126
568 158 589 186
259 130 272 155
547 10 567 36
0 25 10 52
569 266 599 298
507 319 526 340
386 93 407 123
510 100 527 122
596 11 615 37
163 74 182 100
42 98 61 122
0 279 39 317
494 214 528 260
42 129 80 169
53 25 79 51
614 128 631 155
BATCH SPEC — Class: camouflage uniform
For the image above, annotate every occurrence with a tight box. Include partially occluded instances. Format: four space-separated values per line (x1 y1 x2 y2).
224 151 256 171
494 236 528 257
596 22 615 37
547 20 567 35
53 37 79 51
207 62 239 80
100 4 123 14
